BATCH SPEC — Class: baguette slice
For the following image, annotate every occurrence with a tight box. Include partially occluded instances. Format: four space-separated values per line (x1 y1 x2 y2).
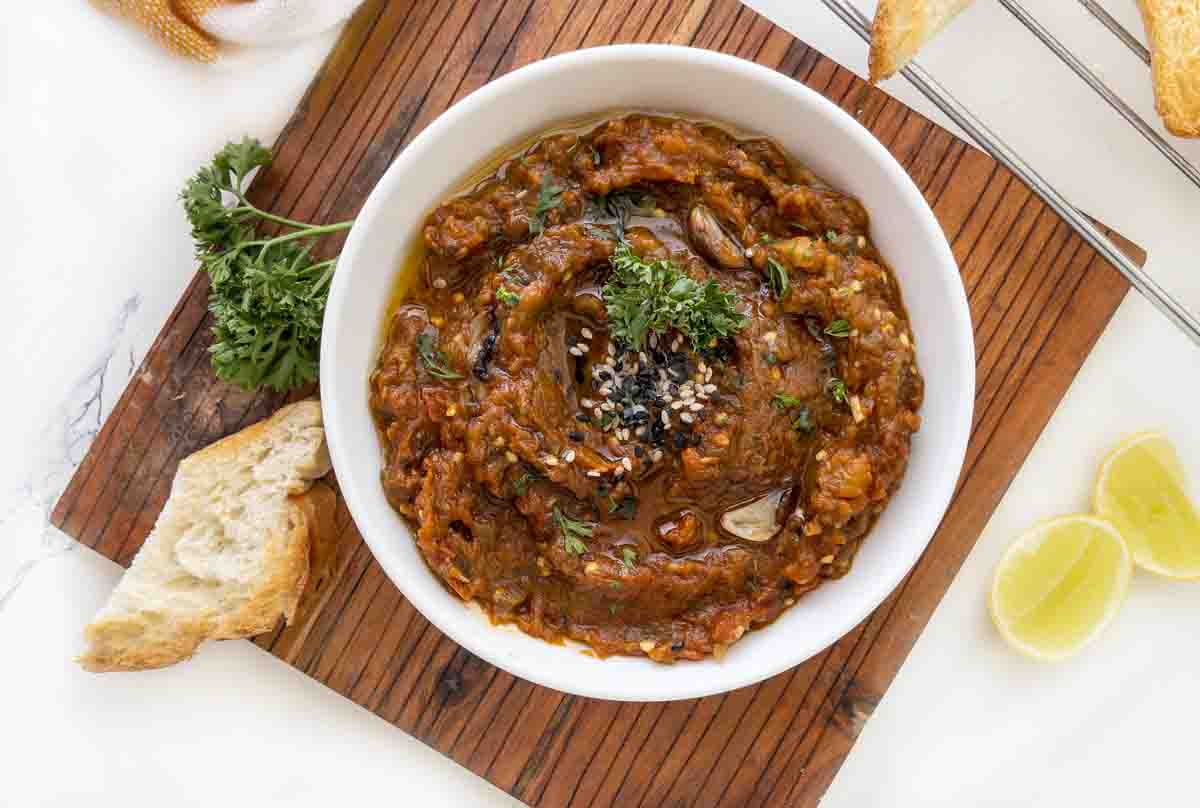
79 400 333 672
869 0 976 83
1137 0 1200 137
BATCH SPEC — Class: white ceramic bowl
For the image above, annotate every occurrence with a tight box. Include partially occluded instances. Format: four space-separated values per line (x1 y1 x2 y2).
322 45 974 702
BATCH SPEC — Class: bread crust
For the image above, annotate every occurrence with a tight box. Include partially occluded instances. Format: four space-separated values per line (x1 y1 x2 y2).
1137 0 1200 137
78 400 333 672
869 0 975 83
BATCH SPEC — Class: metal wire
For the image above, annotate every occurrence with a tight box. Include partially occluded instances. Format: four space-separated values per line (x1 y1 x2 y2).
998 0 1200 192
817 0 1200 347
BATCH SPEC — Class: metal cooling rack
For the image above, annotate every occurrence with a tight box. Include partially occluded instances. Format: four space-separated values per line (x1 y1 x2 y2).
818 0 1200 348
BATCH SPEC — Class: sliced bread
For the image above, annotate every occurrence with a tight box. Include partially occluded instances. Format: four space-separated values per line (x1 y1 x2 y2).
869 0 976 83
79 399 333 672
1137 0 1200 137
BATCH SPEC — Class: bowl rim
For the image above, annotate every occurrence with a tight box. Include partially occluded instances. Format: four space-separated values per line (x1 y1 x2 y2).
322 43 975 701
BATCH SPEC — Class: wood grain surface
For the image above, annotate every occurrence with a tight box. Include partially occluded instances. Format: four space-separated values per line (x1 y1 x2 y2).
53 1 1140 804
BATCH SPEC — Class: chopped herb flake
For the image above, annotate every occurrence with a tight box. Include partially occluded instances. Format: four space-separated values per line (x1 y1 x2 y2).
621 547 638 570
554 504 594 556
767 257 790 299
496 287 520 307
824 319 851 338
793 407 814 433
826 377 848 405
529 178 564 236
772 393 805 411
415 333 463 380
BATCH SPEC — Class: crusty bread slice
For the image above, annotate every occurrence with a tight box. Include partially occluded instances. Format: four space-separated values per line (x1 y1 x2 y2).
79 399 333 672
1137 0 1200 137
869 0 976 83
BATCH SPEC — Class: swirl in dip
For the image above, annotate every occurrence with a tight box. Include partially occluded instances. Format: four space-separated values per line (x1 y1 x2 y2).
370 115 922 662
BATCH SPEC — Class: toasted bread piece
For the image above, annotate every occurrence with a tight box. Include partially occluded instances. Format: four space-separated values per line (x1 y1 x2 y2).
1137 0 1200 137
869 0 976 83
79 400 333 672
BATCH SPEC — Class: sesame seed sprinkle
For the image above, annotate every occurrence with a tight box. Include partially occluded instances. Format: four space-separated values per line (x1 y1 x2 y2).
581 327 593 340
680 413 694 424
568 347 583 357
689 402 703 412
563 449 576 462
621 457 633 472
432 278 447 289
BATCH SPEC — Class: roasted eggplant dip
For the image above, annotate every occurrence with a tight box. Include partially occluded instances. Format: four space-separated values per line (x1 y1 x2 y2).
370 115 923 662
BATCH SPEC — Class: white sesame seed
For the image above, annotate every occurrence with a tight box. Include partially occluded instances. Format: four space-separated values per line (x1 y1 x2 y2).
705 368 713 382
586 470 601 478
568 347 583 357
432 278 447 289
662 411 671 426
689 402 703 412
545 456 559 466
576 342 589 353
703 384 717 394
651 449 664 462
581 398 595 408
563 449 576 463
671 401 684 410
581 327 593 340
621 457 633 472
680 413 694 424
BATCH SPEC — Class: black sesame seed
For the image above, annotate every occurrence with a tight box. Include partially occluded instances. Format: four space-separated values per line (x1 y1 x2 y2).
690 433 702 446
575 413 591 423
634 446 645 458
673 433 688 449
597 370 611 381
653 396 666 408
568 431 584 442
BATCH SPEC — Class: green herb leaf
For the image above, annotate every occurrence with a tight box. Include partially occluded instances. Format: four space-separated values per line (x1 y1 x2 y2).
772 393 805 411
496 287 520 307
610 496 638 520
767 257 790 299
793 407 814 433
621 547 638 570
824 319 851 338
825 230 839 242
554 504 595 556
513 472 537 497
603 243 748 351
182 138 353 391
415 333 463 380
826 377 848 405
529 178 564 236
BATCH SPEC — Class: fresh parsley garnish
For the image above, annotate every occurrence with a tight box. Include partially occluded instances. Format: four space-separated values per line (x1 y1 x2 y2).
496 287 520 307
793 407 814 433
529 178 564 236
603 243 748 351
554 504 594 556
767 257 790 299
825 230 839 242
621 547 638 570
415 333 463 380
772 393 805 411
181 137 353 391
824 319 851 338
826 377 848 404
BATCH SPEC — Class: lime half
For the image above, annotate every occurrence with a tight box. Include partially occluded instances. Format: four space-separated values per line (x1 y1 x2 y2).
1094 432 1200 578
990 515 1131 661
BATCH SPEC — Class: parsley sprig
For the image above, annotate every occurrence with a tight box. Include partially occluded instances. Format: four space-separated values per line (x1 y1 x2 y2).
181 138 353 391
554 504 595 556
767 257 790 299
603 243 748 351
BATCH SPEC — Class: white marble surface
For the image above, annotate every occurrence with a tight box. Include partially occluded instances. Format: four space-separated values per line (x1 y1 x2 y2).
1 5 517 806
7 1 1200 806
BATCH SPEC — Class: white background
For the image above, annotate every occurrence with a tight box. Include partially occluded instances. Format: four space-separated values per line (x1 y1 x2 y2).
4 1 1199 806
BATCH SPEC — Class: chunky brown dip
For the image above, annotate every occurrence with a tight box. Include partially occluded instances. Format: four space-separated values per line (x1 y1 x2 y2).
370 115 923 662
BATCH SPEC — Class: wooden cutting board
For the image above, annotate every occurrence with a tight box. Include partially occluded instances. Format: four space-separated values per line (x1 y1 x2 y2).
53 1 1142 805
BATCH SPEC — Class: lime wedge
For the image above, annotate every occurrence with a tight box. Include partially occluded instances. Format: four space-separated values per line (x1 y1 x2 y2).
1094 432 1200 578
990 515 1131 661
